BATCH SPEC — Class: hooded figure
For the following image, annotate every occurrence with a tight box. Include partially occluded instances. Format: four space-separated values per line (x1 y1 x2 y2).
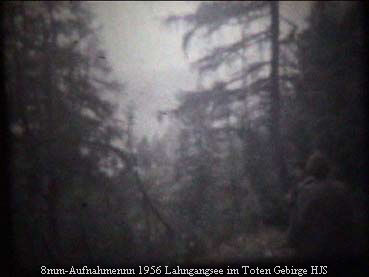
287 151 354 259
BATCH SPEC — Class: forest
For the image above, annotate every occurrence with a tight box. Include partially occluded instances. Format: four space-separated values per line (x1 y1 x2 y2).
2 1 368 274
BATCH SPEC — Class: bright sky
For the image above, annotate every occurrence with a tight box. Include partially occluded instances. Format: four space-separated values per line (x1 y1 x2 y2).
89 1 311 139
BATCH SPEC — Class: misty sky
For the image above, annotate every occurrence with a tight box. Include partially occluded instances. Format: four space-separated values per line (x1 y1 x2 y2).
89 2 311 140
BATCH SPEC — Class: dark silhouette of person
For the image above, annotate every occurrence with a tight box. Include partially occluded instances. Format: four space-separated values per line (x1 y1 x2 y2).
287 151 354 260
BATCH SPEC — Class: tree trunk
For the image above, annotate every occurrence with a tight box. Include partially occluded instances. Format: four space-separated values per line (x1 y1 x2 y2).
270 1 288 192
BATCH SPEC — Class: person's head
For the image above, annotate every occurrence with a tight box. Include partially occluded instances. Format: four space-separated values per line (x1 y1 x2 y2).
305 151 330 180
293 160 305 180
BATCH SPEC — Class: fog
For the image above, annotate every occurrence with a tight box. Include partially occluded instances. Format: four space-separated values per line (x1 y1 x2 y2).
4 1 367 274
89 1 311 139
